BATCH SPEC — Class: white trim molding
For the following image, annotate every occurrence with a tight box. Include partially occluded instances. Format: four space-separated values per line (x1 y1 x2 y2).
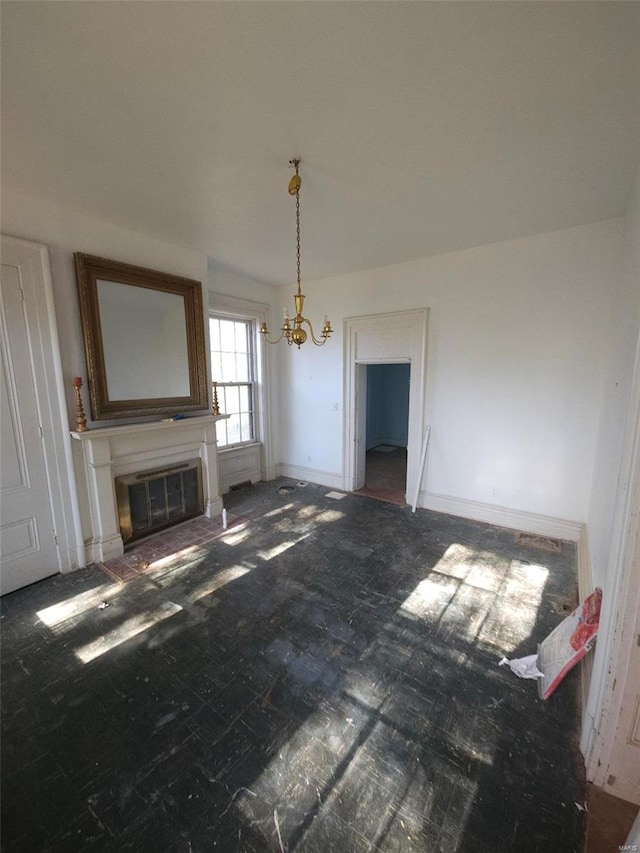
421 490 584 542
276 463 344 491
577 525 594 599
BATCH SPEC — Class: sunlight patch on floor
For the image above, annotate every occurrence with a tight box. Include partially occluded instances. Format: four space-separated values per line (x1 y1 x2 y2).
399 543 551 649
74 600 183 663
188 565 252 603
257 533 312 562
145 543 202 571
143 552 209 587
478 559 549 652
314 509 345 524
37 582 123 632
218 523 251 546
263 503 295 518
400 575 459 621
296 504 320 519
432 543 476 580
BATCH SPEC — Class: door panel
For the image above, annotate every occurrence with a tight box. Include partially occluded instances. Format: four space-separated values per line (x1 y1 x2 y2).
1 260 59 593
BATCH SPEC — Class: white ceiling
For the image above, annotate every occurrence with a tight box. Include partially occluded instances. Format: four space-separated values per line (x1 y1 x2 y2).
2 1 639 285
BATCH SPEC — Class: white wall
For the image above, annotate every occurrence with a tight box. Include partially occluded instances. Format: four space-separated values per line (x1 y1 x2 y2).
587 167 640 587
278 219 623 524
207 263 279 309
2 188 209 429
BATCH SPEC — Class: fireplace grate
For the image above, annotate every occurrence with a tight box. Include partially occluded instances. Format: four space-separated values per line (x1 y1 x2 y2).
115 459 203 545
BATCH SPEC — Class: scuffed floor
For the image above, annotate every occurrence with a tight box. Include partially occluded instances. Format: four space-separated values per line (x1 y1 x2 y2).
1 480 586 851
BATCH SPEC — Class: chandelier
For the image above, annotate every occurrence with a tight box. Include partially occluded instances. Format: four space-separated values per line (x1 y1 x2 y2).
259 159 333 348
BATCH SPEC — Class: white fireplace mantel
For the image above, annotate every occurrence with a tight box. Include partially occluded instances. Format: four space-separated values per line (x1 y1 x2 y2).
70 415 227 563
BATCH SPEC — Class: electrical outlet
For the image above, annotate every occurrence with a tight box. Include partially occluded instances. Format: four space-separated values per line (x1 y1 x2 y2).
332 402 339 412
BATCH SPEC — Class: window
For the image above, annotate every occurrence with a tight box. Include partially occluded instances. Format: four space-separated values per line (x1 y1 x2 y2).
209 316 256 448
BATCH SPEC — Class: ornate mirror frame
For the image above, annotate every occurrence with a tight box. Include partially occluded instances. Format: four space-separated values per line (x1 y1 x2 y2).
75 253 208 421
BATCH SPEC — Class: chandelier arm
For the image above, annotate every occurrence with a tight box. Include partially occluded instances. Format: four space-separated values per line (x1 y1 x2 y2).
260 325 291 345
301 317 330 347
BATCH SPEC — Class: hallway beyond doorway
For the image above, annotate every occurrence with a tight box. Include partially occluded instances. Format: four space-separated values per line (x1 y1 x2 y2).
357 446 407 505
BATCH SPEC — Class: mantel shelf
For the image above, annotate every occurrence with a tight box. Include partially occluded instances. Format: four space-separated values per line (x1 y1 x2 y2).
70 413 229 441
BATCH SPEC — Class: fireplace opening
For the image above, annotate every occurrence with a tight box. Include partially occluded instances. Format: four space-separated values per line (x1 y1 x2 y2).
115 459 204 545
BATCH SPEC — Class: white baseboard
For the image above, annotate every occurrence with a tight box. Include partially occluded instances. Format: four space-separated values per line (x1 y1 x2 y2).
367 438 406 450
276 463 344 491
420 491 584 542
85 534 123 564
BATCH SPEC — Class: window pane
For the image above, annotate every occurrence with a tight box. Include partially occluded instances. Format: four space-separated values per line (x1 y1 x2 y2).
220 319 236 351
216 419 228 447
240 412 252 443
209 318 221 351
235 321 248 354
235 353 249 382
211 351 223 382
238 384 251 413
226 414 241 446
226 385 240 414
220 350 237 382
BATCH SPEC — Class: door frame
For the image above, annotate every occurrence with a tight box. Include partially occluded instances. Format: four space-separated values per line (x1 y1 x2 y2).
2 235 84 576
343 309 428 501
582 324 640 798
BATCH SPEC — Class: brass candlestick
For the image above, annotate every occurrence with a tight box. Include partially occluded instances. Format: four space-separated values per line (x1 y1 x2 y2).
72 376 88 431
212 381 220 416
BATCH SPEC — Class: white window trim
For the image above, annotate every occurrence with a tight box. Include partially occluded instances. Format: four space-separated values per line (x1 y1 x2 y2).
208 293 274 481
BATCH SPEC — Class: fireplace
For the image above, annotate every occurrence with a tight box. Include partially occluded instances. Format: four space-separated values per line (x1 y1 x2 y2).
115 459 203 545
70 416 226 563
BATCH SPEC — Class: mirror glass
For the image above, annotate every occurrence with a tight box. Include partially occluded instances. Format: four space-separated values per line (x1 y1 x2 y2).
75 254 209 421
97 279 190 400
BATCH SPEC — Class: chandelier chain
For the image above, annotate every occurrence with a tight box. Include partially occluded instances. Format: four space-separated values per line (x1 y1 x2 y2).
295 173 301 292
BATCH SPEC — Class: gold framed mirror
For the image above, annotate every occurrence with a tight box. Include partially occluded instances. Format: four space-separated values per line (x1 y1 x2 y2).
75 253 208 421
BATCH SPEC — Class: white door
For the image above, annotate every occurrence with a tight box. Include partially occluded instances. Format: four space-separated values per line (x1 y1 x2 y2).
1 251 60 593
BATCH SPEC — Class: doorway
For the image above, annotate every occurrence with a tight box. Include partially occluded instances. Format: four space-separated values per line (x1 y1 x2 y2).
356 363 410 505
343 309 428 505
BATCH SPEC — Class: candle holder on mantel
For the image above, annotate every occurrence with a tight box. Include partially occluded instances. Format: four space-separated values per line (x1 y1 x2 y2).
72 376 88 432
212 381 220 416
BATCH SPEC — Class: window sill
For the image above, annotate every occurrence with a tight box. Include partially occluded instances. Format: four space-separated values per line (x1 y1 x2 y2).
217 441 262 455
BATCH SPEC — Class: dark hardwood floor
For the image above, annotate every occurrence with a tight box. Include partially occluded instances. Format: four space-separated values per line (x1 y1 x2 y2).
2 479 586 851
